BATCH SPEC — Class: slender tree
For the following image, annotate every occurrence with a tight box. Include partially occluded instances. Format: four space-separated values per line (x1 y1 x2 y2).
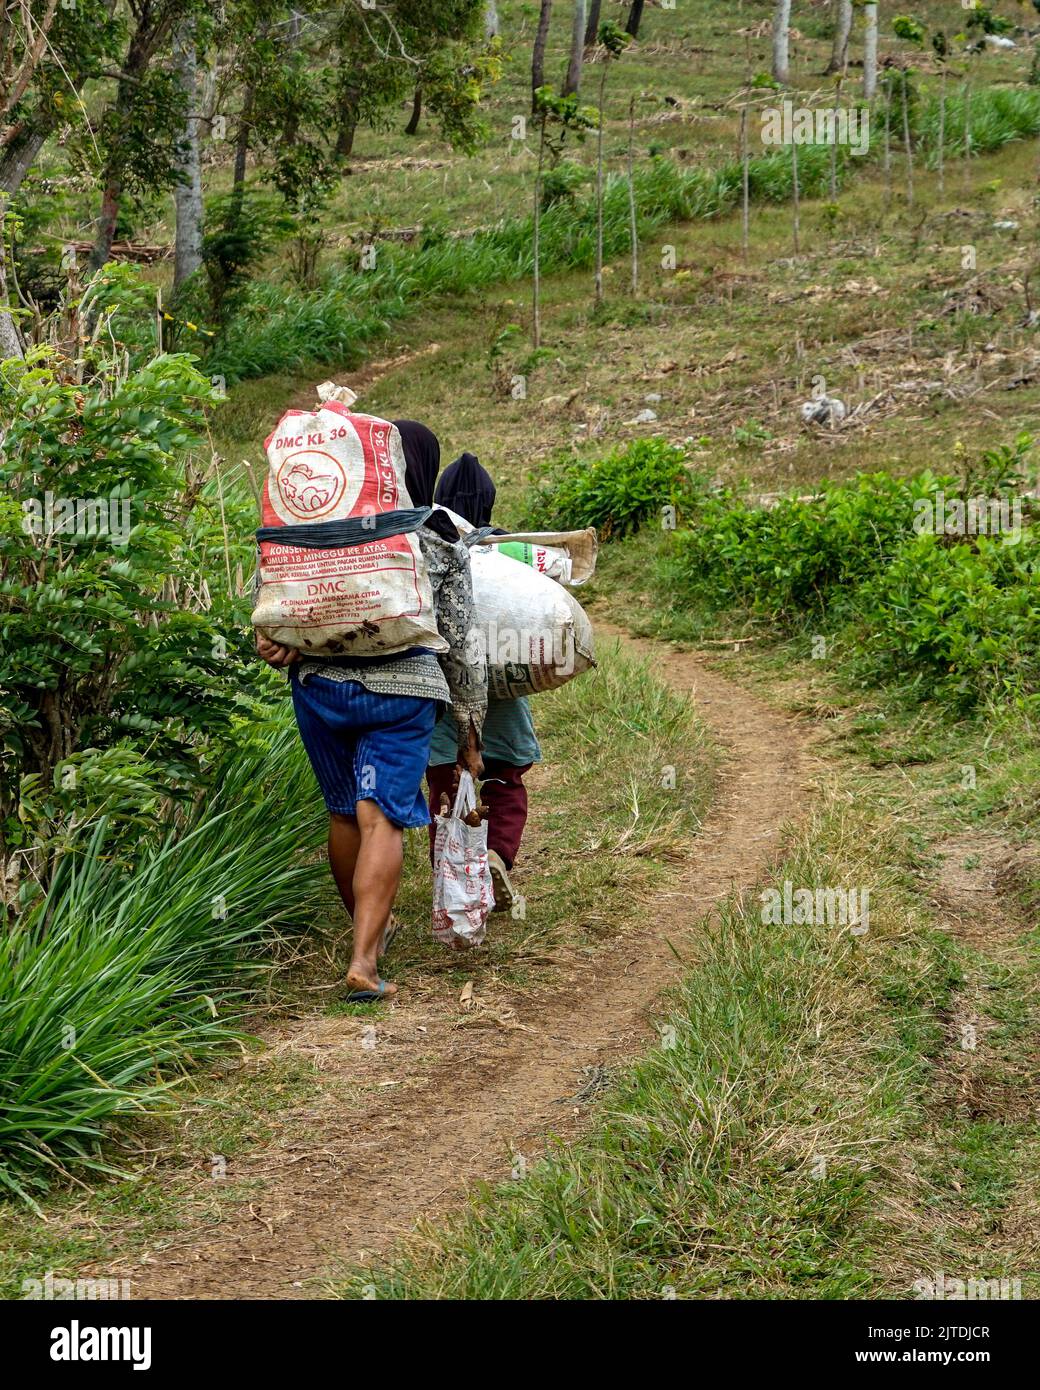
88 0 193 273
533 104 547 346
740 101 750 261
173 22 204 289
563 1 587 97
485 0 499 39
791 137 800 253
532 0 553 111
624 0 645 39
933 30 949 196
593 21 630 303
627 94 638 292
828 0 854 76
863 1 879 100
1 0 78 355
772 0 791 84
901 68 913 207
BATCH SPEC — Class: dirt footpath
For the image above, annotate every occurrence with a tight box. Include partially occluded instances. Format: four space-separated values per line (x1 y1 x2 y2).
107 625 816 1299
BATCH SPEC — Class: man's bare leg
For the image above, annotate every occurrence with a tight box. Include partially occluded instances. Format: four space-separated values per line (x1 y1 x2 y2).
328 812 360 918
346 798 403 997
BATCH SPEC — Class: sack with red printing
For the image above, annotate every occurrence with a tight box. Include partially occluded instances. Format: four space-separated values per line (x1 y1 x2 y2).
431 772 493 949
251 385 444 658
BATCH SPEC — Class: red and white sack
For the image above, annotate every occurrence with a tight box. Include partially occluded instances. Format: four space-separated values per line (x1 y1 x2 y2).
251 385 443 658
431 772 493 949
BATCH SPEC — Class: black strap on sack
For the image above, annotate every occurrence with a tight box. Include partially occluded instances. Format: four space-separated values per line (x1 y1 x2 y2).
256 506 433 550
461 526 509 546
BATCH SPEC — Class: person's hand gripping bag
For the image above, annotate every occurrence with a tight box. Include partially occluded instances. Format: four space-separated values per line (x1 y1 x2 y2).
432 773 494 949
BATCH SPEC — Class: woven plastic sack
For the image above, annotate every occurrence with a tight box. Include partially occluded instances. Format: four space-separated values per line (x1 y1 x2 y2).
252 386 442 658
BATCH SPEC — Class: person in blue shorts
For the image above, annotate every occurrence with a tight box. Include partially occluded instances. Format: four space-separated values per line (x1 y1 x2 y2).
256 421 486 1001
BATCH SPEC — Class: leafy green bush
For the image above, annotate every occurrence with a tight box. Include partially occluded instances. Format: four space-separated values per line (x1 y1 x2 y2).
524 438 697 538
656 447 1040 712
0 342 258 902
847 533 1040 712
659 472 947 620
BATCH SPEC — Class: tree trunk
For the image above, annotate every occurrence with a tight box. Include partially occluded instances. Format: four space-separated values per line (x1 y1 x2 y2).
900 71 913 208
828 0 854 76
627 95 638 293
404 85 423 135
772 0 791 85
233 83 255 191
563 0 586 96
0 200 24 360
0 121 50 196
88 9 179 274
485 0 499 39
594 59 606 302
937 68 946 195
862 2 878 100
624 0 645 39
584 0 602 47
532 0 553 110
336 113 357 158
89 174 123 275
173 26 203 290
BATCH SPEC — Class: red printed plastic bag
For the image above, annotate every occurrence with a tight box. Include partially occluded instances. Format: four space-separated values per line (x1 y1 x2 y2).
431 772 493 949
252 387 443 658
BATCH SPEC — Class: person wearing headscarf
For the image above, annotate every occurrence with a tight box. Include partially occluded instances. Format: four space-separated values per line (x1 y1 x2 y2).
427 452 540 914
435 451 496 529
256 418 486 1001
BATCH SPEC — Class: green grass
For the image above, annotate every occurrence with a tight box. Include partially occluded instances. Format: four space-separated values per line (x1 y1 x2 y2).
204 82 1040 385
335 800 953 1300
0 716 328 1203
0 640 718 1284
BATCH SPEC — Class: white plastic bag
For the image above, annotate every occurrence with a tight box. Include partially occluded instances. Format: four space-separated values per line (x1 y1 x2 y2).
431 772 493 949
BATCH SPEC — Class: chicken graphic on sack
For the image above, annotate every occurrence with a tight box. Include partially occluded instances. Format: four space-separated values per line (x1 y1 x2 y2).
281 457 342 514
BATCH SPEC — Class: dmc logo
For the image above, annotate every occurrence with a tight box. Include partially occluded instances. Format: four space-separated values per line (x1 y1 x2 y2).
277 450 346 519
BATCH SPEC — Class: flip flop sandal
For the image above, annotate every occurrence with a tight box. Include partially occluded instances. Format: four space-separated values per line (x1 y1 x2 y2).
345 978 394 1004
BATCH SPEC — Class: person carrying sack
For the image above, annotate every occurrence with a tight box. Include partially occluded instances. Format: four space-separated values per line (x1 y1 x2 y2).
257 420 486 1002
426 452 540 914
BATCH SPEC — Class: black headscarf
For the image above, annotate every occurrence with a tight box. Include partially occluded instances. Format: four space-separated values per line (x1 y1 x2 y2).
435 452 497 529
392 419 458 542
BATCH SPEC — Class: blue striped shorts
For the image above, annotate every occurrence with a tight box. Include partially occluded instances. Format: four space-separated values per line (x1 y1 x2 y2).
290 672 437 829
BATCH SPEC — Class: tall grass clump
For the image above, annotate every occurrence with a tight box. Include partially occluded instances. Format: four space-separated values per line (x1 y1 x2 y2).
0 717 328 1202
914 86 1040 162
